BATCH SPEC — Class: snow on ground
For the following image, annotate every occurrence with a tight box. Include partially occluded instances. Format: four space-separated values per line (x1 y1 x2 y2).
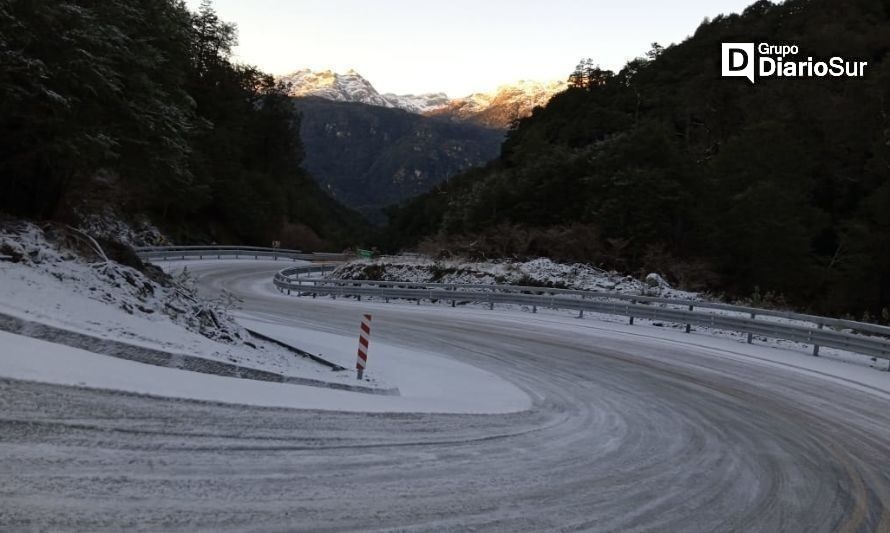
266 292 890 397
263 284 890 375
486 308 890 392
314 291 890 372
0 237 531 412
0 328 530 414
0 224 357 384
157 260 534 412
216 257 889 380
186 260 890 397
333 256 700 299
235 313 531 412
4 229 884 415
1 222 244 342
76 206 166 247
328 256 890 371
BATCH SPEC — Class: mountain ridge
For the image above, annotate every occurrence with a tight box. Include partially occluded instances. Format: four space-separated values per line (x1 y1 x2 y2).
279 69 564 129
294 97 502 222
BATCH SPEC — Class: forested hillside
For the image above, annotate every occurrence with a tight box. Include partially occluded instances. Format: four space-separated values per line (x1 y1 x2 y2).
296 97 502 222
0 0 365 249
386 0 890 318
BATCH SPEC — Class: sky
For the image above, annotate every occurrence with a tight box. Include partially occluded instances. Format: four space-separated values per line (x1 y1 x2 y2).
185 0 758 96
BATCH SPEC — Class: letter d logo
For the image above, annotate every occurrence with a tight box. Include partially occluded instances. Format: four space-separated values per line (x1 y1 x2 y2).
722 43 755 84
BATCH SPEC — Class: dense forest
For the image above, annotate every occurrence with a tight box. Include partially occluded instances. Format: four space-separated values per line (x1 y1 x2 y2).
4 0 890 318
386 0 890 319
0 0 365 249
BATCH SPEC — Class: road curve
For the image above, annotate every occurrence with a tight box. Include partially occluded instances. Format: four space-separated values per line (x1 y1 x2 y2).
2 261 890 532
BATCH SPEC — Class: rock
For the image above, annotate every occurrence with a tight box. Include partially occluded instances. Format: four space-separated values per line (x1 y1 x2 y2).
645 273 672 290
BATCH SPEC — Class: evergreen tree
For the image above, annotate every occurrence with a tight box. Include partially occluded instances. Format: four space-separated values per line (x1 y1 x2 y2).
0 0 366 249
386 0 890 318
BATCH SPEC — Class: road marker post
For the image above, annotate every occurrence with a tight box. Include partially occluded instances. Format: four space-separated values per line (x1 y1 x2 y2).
356 314 372 380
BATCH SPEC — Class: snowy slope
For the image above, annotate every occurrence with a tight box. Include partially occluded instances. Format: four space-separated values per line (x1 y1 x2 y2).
381 91 450 113
332 256 699 299
280 68 449 112
5 260 890 532
279 68 395 108
329 256 889 371
428 80 565 128
0 223 531 410
0 326 529 414
0 223 358 384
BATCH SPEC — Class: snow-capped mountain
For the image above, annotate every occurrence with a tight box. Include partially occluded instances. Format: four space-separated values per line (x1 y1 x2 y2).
381 92 450 114
426 80 565 129
278 69 448 113
279 69 395 108
278 69 564 128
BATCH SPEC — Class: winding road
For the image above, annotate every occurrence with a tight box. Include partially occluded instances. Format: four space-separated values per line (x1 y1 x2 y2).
3 261 890 531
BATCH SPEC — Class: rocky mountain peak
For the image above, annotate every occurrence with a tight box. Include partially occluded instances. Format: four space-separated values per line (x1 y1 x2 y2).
279 68 564 129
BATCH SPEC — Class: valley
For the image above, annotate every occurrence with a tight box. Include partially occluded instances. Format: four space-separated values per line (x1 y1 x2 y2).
281 69 564 219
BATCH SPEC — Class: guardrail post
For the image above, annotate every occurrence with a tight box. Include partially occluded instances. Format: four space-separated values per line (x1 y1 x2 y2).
747 312 755 343
813 323 823 356
686 305 693 333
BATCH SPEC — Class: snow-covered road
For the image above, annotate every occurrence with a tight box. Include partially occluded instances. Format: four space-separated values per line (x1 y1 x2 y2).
3 261 890 531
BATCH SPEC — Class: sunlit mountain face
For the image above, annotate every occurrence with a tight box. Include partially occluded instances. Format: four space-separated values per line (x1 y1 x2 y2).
278 69 564 129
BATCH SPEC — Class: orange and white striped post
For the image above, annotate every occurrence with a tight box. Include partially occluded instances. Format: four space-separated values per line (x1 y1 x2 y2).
356 314 372 380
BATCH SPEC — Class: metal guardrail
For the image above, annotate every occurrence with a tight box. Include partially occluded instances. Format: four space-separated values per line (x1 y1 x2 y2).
276 264 340 278
274 274 890 366
279 278 890 337
136 246 890 366
139 245 305 253
135 246 348 263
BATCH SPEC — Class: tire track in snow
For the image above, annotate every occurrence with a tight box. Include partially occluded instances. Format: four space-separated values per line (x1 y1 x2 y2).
3 261 890 531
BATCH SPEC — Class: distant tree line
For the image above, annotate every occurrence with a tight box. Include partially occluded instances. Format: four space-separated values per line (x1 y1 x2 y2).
0 0 364 248
385 0 890 319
